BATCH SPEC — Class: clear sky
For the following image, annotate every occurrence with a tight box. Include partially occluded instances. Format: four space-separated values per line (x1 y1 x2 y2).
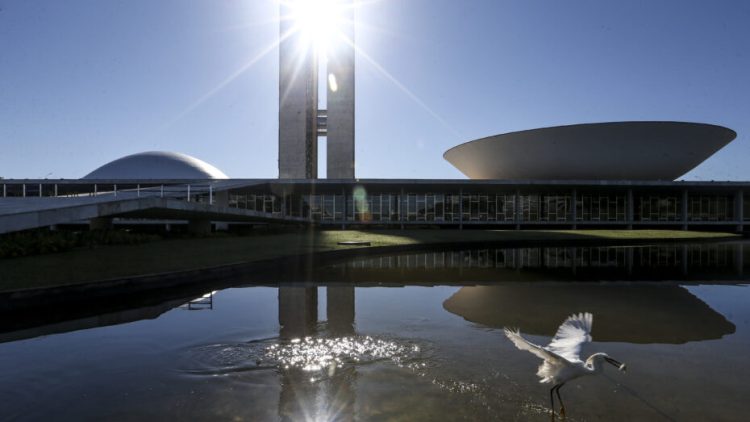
1 0 749 180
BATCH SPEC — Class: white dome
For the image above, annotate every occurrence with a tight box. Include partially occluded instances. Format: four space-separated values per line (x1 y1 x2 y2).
83 151 229 179
444 122 736 181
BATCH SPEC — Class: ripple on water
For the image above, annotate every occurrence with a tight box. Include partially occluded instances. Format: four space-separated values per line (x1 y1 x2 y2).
177 336 554 419
178 335 428 378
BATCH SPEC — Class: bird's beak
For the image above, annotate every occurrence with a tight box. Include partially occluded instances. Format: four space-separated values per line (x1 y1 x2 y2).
605 357 627 372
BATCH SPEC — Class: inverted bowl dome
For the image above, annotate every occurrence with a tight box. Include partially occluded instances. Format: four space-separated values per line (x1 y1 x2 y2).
83 151 228 180
443 122 736 180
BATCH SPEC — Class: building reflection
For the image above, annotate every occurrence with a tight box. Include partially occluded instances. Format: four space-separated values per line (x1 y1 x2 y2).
0 292 211 344
442 284 736 344
278 287 319 339
277 286 356 421
316 243 747 283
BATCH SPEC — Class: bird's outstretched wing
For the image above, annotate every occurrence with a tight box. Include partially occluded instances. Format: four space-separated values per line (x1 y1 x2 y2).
504 328 564 363
546 312 593 362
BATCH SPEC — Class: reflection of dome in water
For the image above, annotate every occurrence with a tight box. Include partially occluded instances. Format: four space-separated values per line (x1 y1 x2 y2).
83 151 229 179
442 285 735 344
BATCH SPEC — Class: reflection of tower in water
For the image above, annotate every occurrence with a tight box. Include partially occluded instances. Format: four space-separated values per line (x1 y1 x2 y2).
278 286 355 338
278 286 356 421
278 287 319 338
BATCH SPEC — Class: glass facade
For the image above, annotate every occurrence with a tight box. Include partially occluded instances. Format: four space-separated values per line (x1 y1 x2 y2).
688 195 734 221
221 188 745 226
0 182 745 230
577 194 626 221
636 195 682 221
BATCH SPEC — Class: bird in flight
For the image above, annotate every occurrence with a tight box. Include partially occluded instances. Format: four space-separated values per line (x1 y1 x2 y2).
504 312 626 418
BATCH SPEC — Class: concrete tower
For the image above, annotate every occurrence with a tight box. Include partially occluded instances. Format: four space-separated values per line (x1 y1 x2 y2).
278 0 355 179
325 2 355 179
278 1 318 179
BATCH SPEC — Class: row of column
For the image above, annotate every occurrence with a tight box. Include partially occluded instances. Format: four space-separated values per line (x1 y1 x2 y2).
287 188 746 230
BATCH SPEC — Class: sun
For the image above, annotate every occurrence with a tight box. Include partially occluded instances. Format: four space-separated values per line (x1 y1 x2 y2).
281 0 351 55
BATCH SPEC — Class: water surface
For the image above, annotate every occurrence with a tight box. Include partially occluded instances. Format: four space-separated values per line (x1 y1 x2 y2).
1 242 749 421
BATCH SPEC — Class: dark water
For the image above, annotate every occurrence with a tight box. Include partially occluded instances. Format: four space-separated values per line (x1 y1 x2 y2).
1 242 750 421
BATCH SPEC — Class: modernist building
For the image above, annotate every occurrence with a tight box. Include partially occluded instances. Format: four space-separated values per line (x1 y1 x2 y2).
278 0 355 179
444 122 736 180
1 3 748 235
83 151 229 180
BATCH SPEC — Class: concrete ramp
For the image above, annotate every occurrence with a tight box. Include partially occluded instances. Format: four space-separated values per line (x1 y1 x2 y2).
0 196 305 234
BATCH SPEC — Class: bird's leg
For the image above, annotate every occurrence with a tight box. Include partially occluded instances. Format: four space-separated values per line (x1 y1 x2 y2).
555 383 566 418
549 385 557 417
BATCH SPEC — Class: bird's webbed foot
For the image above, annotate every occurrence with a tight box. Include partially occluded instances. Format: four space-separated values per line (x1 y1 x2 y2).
559 405 566 418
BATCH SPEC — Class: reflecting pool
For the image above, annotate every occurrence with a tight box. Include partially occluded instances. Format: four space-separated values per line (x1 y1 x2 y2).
1 242 749 421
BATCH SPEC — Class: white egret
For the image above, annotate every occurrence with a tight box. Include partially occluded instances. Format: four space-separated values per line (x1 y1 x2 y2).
504 312 626 417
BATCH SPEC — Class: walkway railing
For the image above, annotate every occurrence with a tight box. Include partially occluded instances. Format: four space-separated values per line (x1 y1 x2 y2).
0 182 222 205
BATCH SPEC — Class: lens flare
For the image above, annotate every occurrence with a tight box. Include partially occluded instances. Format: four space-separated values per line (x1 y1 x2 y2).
283 0 349 55
328 73 339 92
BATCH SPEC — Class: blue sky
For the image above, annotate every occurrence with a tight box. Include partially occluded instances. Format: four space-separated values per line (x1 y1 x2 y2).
1 0 748 180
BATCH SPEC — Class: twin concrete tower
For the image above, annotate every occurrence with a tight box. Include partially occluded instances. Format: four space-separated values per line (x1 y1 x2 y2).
278 1 355 179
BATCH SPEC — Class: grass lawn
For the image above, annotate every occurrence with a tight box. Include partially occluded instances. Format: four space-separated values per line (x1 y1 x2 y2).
0 229 739 292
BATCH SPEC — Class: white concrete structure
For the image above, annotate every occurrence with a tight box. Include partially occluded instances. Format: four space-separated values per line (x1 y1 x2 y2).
325 1 356 179
444 122 736 180
83 151 228 180
278 0 319 179
278 0 355 179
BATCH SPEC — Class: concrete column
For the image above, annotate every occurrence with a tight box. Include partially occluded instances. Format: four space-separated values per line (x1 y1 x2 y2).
278 2 318 179
327 286 355 335
279 287 318 339
627 189 634 230
341 188 346 230
281 189 287 218
571 188 578 229
682 189 689 231
459 188 464 230
326 0 355 179
514 189 521 230
89 217 113 231
188 219 212 235
735 190 744 233
400 188 404 230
